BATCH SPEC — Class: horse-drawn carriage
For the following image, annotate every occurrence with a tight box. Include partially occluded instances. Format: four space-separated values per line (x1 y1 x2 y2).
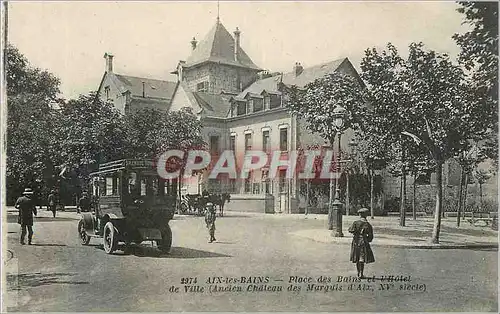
179 192 230 217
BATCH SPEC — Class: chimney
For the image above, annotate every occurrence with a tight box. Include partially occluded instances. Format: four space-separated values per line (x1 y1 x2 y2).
104 52 113 73
294 62 303 77
190 37 197 50
234 27 240 62
104 53 114 73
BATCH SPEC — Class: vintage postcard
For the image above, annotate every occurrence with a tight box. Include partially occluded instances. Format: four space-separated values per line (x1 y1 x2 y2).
1 1 498 312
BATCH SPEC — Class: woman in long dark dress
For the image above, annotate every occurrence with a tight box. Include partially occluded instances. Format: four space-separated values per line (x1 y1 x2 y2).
348 208 375 278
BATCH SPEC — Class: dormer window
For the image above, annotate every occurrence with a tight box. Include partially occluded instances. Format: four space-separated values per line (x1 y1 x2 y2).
253 98 263 112
270 94 281 109
196 81 209 92
237 101 247 115
264 96 270 110
248 99 254 113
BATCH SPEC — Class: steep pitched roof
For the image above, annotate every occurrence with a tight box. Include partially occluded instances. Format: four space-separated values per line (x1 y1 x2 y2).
192 92 232 118
185 20 261 70
115 74 177 101
128 97 171 113
236 58 352 98
235 75 282 100
281 58 347 87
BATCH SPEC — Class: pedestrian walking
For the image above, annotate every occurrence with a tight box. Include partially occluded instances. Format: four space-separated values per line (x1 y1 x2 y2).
205 202 217 243
348 208 375 278
78 191 91 213
47 190 57 218
15 187 38 245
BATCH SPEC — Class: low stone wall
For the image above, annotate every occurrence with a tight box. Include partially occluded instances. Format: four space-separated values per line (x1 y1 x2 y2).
225 194 275 213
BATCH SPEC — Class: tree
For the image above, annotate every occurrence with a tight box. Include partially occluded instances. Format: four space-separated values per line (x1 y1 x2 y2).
6 45 62 204
360 43 415 226
352 129 388 219
453 2 499 163
286 71 367 146
55 93 128 189
473 167 494 212
124 107 206 203
360 42 492 243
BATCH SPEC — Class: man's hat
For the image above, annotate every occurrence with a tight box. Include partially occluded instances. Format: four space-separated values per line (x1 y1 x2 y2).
357 208 369 214
23 188 34 195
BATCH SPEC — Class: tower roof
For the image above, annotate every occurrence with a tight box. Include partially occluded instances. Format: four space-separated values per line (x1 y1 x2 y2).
185 20 261 70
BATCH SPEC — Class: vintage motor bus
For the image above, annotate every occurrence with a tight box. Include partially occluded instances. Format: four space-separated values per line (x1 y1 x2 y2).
77 159 177 254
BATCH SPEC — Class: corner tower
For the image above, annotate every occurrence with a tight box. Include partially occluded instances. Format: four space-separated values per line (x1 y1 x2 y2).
177 19 262 95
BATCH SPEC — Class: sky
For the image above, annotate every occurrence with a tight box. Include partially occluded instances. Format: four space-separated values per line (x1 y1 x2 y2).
8 1 469 99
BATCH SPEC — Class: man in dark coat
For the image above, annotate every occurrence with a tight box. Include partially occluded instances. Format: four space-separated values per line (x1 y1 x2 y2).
15 188 38 245
47 190 56 218
78 192 91 213
348 208 375 279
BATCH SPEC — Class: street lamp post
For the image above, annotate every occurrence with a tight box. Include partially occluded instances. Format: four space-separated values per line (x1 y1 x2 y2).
331 105 346 237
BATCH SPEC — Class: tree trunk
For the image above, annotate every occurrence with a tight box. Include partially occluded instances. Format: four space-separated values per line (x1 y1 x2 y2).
457 166 464 227
346 173 350 216
370 169 374 219
399 147 406 226
431 159 444 244
381 173 385 215
463 172 469 219
412 172 417 220
479 183 483 212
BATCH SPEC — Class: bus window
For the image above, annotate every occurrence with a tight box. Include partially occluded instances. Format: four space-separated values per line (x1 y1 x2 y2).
140 178 147 196
128 172 137 195
99 177 106 196
158 179 165 196
106 177 113 196
152 178 159 196
113 176 120 195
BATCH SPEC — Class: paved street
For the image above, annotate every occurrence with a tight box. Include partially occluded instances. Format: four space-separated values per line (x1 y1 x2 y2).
4 209 498 312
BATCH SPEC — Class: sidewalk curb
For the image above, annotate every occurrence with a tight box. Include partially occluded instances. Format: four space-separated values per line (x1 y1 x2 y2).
371 243 498 250
290 232 498 250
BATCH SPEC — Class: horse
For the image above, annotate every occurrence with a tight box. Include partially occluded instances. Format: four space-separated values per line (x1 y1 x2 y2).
210 193 231 217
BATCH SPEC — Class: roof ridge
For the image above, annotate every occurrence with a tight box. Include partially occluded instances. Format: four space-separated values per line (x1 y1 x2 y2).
115 73 176 84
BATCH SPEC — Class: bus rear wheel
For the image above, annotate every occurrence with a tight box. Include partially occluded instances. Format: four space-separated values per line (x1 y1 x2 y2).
157 225 172 253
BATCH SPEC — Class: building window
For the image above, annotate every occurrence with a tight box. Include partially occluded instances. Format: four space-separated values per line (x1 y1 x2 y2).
210 135 219 155
245 133 252 151
230 135 236 152
270 95 281 109
244 173 252 193
253 182 260 194
253 99 263 112
229 179 237 193
104 86 110 100
280 128 288 151
262 170 271 194
264 96 270 110
196 81 209 92
237 102 247 115
262 130 270 153
248 99 254 113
